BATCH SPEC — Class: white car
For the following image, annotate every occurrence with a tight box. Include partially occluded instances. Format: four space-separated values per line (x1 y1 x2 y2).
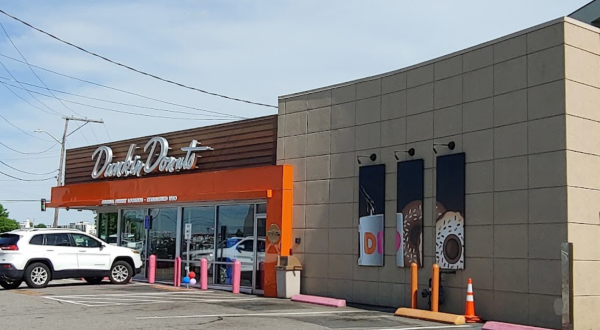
0 228 143 289
182 237 265 272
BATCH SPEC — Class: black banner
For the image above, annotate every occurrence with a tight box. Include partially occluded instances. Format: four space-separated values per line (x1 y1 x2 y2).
396 159 424 267
435 153 465 270
358 164 385 266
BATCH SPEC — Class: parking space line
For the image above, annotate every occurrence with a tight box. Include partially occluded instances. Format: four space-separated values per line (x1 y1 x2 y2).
345 327 473 330
47 291 216 298
43 297 93 307
137 310 367 320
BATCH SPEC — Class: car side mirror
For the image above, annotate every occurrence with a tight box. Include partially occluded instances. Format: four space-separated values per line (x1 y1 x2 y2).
236 245 243 252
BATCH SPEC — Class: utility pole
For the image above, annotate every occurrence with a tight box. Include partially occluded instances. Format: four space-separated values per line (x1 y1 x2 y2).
36 116 104 228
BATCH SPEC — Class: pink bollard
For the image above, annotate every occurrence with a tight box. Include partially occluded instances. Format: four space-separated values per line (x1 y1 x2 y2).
148 255 156 284
200 258 208 290
232 260 241 294
174 257 181 287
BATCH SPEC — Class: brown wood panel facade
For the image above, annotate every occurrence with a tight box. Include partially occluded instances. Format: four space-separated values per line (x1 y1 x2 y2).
63 115 278 185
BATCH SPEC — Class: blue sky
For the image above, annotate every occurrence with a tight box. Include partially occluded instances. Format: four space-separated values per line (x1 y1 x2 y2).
0 0 591 225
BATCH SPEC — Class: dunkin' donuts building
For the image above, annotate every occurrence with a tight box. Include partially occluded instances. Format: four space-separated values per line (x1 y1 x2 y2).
50 11 600 330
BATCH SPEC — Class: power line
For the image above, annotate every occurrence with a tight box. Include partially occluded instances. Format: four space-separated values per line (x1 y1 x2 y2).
0 21 81 117
0 9 277 109
0 112 54 142
0 53 247 119
0 168 55 181
0 76 240 119
0 140 57 155
0 80 60 117
0 21 91 144
0 80 236 121
102 123 112 142
0 57 66 117
0 160 57 175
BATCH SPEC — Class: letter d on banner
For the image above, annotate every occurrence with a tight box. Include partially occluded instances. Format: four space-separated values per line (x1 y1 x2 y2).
358 214 384 266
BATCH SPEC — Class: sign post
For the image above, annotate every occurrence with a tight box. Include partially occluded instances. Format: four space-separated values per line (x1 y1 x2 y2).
184 223 192 289
144 215 152 278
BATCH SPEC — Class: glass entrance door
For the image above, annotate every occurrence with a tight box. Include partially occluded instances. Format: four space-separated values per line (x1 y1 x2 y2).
213 205 255 287
253 214 266 293
97 213 118 245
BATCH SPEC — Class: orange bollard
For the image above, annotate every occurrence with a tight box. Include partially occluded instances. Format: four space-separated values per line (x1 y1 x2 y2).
431 264 439 312
410 262 418 309
464 278 482 323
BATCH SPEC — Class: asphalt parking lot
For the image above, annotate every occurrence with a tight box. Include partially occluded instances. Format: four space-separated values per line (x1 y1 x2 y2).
1 280 483 330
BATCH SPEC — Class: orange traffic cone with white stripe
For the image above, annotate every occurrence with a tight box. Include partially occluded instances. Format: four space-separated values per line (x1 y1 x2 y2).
464 278 482 323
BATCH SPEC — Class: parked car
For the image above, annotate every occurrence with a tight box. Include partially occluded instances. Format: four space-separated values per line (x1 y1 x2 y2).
182 236 265 272
0 228 143 289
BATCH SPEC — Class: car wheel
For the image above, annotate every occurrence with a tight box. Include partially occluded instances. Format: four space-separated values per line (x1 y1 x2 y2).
84 277 104 284
24 263 51 289
109 261 132 284
0 280 23 290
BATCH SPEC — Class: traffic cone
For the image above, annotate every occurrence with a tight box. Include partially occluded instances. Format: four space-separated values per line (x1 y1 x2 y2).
464 278 482 323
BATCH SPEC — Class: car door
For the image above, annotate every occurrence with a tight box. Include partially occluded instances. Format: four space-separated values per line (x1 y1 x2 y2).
233 239 254 272
43 233 79 272
71 233 111 271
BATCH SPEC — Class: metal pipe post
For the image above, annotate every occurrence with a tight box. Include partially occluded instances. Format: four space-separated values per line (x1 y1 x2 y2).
431 264 440 312
410 262 418 309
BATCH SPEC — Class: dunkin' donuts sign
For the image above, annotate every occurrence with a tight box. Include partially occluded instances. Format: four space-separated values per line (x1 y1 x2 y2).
357 164 385 267
91 137 213 179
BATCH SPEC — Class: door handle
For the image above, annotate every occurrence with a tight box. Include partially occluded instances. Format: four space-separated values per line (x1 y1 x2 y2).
79 250 87 253
46 250 54 252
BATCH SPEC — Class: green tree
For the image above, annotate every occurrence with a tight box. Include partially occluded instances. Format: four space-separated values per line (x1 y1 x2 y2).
35 223 47 228
0 204 19 233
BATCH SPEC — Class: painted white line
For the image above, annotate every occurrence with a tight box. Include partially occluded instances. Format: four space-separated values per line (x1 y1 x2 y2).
43 297 94 307
137 310 366 320
48 291 216 298
353 326 473 330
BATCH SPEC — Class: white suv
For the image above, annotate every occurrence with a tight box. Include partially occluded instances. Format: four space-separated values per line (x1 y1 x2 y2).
0 228 143 289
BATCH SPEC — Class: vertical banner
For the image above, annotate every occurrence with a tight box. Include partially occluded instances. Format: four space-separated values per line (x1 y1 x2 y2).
396 159 424 267
358 164 385 266
435 153 466 270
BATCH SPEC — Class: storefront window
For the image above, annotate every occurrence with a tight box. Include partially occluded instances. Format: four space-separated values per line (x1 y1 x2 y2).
214 204 254 286
148 208 177 260
181 206 215 286
121 209 146 257
148 207 177 282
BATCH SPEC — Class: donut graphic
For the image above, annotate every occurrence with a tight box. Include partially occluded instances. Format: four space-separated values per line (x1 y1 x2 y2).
435 211 464 269
401 200 423 267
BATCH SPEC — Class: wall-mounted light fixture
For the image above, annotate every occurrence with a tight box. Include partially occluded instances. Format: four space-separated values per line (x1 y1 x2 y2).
357 153 377 164
394 148 416 160
433 141 456 154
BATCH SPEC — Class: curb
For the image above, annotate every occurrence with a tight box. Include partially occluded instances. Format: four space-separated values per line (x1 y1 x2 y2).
483 321 556 330
394 308 466 325
291 294 346 307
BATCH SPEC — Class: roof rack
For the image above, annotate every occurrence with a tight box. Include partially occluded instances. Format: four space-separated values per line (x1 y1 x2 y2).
15 228 82 232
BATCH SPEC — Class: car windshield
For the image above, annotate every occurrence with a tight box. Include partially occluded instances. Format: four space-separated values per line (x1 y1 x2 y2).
0 234 20 247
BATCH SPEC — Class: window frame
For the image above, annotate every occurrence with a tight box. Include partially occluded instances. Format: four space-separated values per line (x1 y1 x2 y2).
43 233 74 247
70 233 102 248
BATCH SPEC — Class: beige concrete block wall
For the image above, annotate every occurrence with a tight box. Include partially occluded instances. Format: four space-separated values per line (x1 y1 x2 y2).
564 19 600 330
275 18 591 329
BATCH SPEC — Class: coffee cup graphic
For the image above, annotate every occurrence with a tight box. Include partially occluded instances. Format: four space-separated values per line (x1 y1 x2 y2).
396 213 404 267
358 214 384 266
